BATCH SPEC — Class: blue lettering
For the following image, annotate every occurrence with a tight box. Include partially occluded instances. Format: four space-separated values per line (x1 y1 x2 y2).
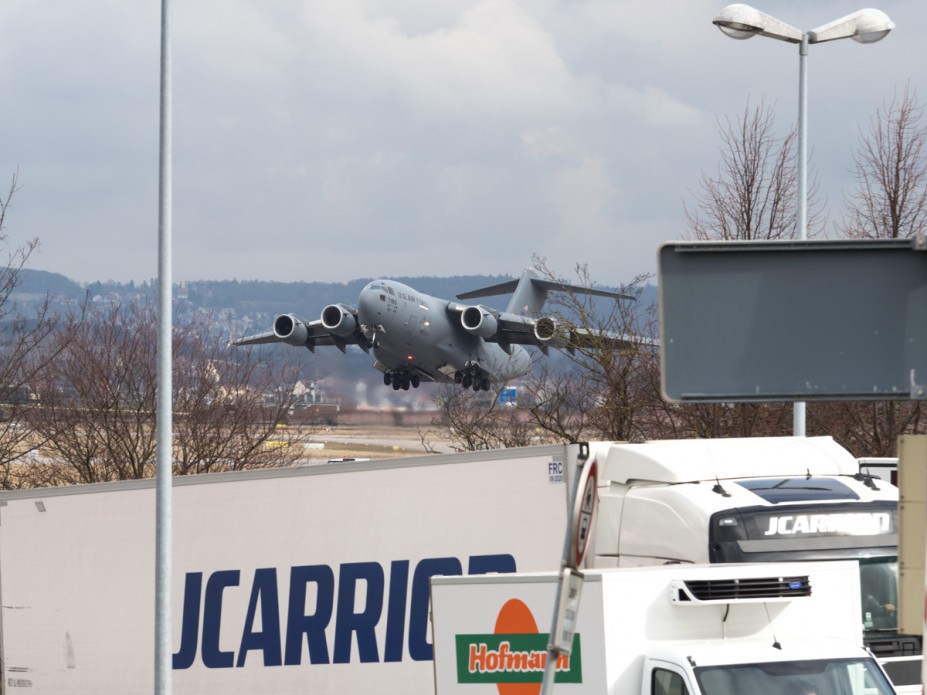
202 570 239 668
237 568 282 667
334 562 384 663
409 557 462 661
384 560 409 662
175 554 516 670
284 565 335 665
172 572 202 670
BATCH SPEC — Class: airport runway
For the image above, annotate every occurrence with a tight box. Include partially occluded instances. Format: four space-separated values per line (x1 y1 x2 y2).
305 425 457 459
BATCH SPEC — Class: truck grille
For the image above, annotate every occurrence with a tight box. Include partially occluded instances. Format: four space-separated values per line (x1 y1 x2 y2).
671 575 811 604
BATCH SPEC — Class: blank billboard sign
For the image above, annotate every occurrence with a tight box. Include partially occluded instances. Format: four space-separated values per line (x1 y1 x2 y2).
659 239 927 402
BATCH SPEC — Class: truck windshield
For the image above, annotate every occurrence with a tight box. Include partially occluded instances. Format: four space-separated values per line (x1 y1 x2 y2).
859 557 898 633
694 657 895 695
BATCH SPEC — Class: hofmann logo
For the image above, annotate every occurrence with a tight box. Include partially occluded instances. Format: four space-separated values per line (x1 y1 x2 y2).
453 598 582 692
455 633 581 684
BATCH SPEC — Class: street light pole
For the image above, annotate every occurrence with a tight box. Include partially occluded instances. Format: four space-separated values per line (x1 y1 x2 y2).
794 33 808 436
712 4 894 436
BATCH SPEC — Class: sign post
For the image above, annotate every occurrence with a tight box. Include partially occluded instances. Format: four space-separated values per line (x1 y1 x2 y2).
541 444 597 695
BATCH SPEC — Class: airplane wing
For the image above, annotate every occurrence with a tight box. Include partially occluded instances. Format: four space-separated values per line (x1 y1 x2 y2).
230 309 370 354
447 302 655 354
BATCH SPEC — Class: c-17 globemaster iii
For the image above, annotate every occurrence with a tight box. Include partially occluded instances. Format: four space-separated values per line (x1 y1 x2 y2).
230 267 635 391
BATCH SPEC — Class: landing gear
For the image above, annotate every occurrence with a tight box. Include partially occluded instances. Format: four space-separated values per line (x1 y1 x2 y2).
454 364 492 392
384 368 420 390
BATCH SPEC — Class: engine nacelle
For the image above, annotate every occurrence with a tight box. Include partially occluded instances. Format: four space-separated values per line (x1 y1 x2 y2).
321 304 357 337
273 314 310 346
533 316 566 345
461 306 499 339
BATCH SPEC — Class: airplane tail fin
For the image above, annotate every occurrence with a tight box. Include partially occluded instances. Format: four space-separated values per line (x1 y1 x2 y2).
507 268 550 315
457 267 633 316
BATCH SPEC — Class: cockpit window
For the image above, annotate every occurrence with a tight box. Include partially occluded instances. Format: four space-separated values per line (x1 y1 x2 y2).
735 478 860 503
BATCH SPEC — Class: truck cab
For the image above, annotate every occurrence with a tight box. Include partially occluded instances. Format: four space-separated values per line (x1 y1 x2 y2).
646 642 894 695
590 437 904 673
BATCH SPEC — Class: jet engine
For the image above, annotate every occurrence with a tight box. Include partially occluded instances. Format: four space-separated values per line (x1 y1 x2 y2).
273 314 310 346
321 304 358 337
533 316 565 345
460 306 499 339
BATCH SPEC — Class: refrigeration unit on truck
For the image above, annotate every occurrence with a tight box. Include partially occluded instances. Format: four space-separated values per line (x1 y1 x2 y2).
431 560 898 694
588 434 916 686
0 436 909 694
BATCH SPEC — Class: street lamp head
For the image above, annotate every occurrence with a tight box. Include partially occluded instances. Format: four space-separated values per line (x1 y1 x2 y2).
713 4 802 43
809 8 894 44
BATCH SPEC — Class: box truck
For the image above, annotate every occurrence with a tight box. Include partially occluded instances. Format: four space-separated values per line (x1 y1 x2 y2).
431 560 898 694
0 436 908 693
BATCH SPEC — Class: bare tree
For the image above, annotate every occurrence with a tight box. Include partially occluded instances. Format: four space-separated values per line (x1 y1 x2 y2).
26 300 314 486
423 384 551 452
0 172 66 487
27 301 159 484
173 328 313 474
676 99 824 439
685 97 821 241
838 83 927 240
819 83 927 457
810 400 926 458
660 402 793 440
525 258 661 443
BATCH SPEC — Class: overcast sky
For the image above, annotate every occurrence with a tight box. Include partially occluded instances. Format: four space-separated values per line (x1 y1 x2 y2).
1 0 924 288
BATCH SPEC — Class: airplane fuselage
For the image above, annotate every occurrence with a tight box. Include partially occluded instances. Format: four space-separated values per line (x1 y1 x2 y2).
357 280 531 386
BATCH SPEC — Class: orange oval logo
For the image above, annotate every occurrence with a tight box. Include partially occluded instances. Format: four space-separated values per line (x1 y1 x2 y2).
493 599 541 695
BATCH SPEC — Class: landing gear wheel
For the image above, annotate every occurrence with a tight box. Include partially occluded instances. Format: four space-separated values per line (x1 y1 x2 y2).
384 372 392 386
411 375 420 388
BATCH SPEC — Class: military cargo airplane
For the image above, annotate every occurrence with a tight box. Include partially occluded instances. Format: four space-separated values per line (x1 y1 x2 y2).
231 267 635 391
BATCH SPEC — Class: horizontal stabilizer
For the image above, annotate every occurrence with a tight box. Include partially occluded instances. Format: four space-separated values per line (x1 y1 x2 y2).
530 278 634 301
455 279 519 301
456 277 632 302
457 267 635 316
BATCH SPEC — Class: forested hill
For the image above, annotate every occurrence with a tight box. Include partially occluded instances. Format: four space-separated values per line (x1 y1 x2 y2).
15 269 657 315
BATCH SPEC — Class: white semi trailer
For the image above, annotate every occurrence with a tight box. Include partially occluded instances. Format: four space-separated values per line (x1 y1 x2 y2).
0 436 906 693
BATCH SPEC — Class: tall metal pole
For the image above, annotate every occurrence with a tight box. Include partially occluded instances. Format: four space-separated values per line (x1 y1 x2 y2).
793 33 809 437
155 0 173 691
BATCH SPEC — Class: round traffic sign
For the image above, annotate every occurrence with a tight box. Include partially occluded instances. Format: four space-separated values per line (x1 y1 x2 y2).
570 458 598 568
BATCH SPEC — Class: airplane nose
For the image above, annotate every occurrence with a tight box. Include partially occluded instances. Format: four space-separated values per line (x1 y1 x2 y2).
357 286 380 318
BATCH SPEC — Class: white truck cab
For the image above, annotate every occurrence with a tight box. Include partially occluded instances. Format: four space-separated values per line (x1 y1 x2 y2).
590 438 900 653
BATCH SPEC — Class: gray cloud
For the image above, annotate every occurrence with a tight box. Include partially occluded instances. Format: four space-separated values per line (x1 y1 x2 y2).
0 0 923 288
